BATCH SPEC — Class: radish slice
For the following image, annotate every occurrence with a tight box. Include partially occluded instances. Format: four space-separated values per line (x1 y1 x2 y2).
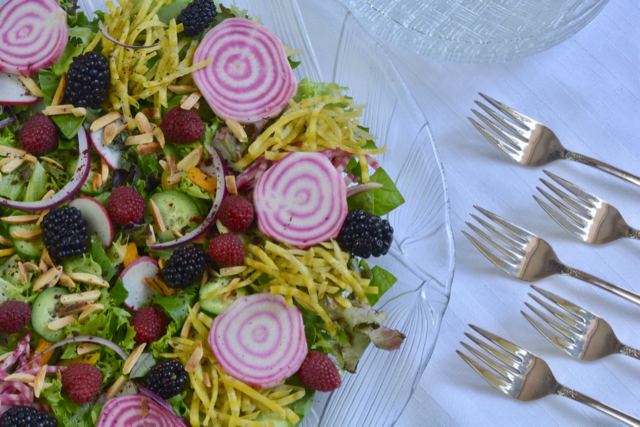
209 293 307 389
0 72 39 105
192 18 297 125
98 21 158 50
254 152 348 248
0 0 68 76
119 257 158 311
148 145 227 250
96 381 138 405
90 118 126 170
69 197 114 248
97 394 184 427
0 127 91 211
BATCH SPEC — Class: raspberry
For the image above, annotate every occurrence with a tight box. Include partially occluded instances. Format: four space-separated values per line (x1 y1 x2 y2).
0 406 57 426
62 363 103 403
143 360 188 400
0 300 31 334
18 114 58 155
161 107 205 145
217 195 254 233
296 351 341 392
131 307 167 344
207 234 245 267
107 186 146 226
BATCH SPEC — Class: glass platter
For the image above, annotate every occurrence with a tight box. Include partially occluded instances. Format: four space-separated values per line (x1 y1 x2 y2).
77 0 456 425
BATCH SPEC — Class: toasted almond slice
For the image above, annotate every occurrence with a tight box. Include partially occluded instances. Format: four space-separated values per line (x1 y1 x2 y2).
148 199 166 233
158 160 168 172
167 154 177 175
123 343 146 375
92 173 103 191
0 146 26 157
137 142 162 155
225 175 238 195
72 107 87 118
77 343 102 355
18 262 28 284
60 290 101 305
48 314 77 331
18 76 44 98
0 158 13 167
79 303 105 322
58 273 76 289
4 373 36 383
59 301 91 316
101 157 109 183
38 250 49 274
142 108 161 120
176 145 203 172
225 119 248 142
40 248 53 267
1 158 24 174
22 262 38 272
34 364 48 398
51 73 66 106
0 235 12 247
145 224 156 246
168 85 198 94
180 92 202 111
185 341 203 373
43 104 74 116
1 215 41 224
56 369 62 382
106 375 128 399
69 273 109 288
143 276 161 293
166 172 182 186
90 112 122 132
42 189 55 200
135 112 152 134
152 125 165 148
200 270 208 288
141 396 149 418
10 228 42 241
23 154 37 163
219 266 246 277
170 227 183 238
40 156 64 170
158 258 166 269
126 133 154 146
203 372 212 388
36 210 49 227
0 248 16 258
103 122 118 146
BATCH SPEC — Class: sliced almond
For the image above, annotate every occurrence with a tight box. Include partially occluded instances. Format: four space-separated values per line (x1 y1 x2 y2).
103 122 119 146
92 173 103 191
18 262 28 284
176 145 203 172
126 133 154 146
43 104 74 116
51 74 66 106
185 341 203 373
170 227 183 238
42 189 55 200
59 301 91 316
137 142 162 155
0 146 26 157
33 265 63 291
48 314 77 331
1 215 40 224
225 175 238 195
166 172 182 186
69 273 109 288
106 375 128 399
42 249 54 268
34 364 48 398
59 273 76 289
4 373 36 383
0 248 16 258
1 158 24 174
167 154 177 176
22 262 38 272
71 107 87 118
23 154 37 163
225 118 248 142
142 108 161 120
123 343 146 375
77 343 102 355
152 125 165 148
18 76 44 97
219 266 246 277
158 160 169 172
10 228 42 241
135 112 153 134
0 158 13 167
0 235 12 247
90 112 122 132
168 85 198 94
79 303 105 322
148 199 166 233
36 209 48 227
40 156 64 170
146 224 156 246
180 92 202 111
143 276 161 293
56 369 62 382
101 157 109 183
200 270 208 288
141 396 149 418
203 372 212 388
60 290 101 305
158 258 166 269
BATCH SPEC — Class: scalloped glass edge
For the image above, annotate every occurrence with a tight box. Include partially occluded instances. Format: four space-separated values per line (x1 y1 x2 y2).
77 0 456 425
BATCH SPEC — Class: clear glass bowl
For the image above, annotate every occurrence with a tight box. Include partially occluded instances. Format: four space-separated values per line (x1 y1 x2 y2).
79 0 455 425
337 0 610 63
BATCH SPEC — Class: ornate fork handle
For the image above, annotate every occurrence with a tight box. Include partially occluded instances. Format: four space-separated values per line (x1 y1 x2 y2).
620 345 640 360
565 150 640 187
557 386 640 426
562 267 640 306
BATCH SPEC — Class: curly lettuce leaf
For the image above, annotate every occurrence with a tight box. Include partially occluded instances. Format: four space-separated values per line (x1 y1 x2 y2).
41 379 102 425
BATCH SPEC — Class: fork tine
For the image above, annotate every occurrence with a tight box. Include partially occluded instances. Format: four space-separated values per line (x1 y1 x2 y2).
465 221 522 263
535 187 589 225
533 195 588 241
539 179 591 219
470 214 527 249
461 342 518 381
527 294 584 332
469 324 531 360
464 333 521 371
521 310 577 356
468 117 522 161
474 205 535 240
462 231 517 275
531 285 590 320
478 93 538 128
524 301 581 340
473 101 529 138
471 108 527 149
457 350 512 394
543 170 602 206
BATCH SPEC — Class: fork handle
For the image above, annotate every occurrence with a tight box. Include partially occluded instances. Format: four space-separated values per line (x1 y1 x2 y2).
557 386 640 426
565 267 640 306
565 150 640 187
620 345 640 360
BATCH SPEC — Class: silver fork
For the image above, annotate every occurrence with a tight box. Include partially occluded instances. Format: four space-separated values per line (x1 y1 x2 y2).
534 170 640 245
522 285 640 362
468 93 640 187
458 325 640 426
462 205 640 306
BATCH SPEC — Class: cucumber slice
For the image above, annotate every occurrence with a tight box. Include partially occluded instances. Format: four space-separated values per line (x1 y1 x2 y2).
199 277 248 315
9 224 44 260
32 287 69 342
149 190 200 242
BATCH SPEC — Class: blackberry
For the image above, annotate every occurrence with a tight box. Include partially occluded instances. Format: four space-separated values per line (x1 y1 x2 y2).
161 245 211 288
178 0 217 37
338 210 393 259
0 406 58 427
144 360 188 400
65 52 110 109
41 206 90 261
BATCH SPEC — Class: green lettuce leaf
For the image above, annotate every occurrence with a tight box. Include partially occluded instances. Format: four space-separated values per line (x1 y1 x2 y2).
89 235 116 281
110 279 129 306
365 264 397 307
41 379 101 425
154 285 198 326
0 126 18 147
24 161 48 202
296 78 346 100
347 167 405 216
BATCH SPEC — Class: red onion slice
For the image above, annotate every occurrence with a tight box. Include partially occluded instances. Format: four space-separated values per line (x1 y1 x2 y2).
0 127 91 211
97 394 184 427
254 152 348 248
98 21 159 50
192 18 297 125
209 293 307 389
136 384 173 412
0 0 68 76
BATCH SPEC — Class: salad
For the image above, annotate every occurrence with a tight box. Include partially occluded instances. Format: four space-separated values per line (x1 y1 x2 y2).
0 0 407 425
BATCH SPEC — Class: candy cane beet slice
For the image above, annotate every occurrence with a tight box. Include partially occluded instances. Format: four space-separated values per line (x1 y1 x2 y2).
254 152 348 249
0 0 68 76
209 293 307 389
192 18 297 125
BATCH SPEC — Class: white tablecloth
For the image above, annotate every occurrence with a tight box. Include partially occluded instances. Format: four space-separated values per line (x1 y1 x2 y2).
373 1 640 426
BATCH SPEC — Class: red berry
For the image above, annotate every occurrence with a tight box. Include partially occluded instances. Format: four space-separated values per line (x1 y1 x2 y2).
296 351 341 392
217 195 254 233
161 107 204 145
207 233 245 267
131 307 167 344
18 114 58 155
62 363 103 403
108 186 146 226
0 300 31 334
